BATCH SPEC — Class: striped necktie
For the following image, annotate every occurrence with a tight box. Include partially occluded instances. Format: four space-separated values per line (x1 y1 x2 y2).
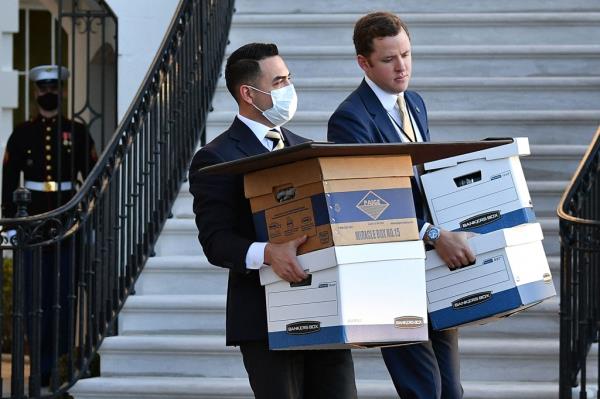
397 95 417 142
265 129 285 151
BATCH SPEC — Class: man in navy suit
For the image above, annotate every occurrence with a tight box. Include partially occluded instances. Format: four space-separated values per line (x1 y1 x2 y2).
328 12 475 399
189 43 357 399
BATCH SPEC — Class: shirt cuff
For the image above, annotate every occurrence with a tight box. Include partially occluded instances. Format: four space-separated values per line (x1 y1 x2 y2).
245 242 267 270
419 223 431 240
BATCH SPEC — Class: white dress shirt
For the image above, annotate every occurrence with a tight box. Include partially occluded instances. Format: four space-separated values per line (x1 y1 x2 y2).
236 114 281 269
237 113 281 151
364 76 430 238
364 76 424 143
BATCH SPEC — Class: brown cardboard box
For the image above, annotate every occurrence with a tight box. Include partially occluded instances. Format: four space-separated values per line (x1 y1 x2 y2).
245 155 420 254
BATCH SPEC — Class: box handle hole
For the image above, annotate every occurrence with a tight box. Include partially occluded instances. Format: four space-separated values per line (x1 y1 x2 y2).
290 274 312 288
275 185 296 202
453 171 482 187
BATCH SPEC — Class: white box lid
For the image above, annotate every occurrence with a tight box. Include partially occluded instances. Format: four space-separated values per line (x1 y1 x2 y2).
260 240 425 286
425 223 543 270
424 137 530 171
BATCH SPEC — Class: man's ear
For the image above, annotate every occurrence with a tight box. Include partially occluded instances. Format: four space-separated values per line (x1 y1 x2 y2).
238 84 254 105
357 55 370 73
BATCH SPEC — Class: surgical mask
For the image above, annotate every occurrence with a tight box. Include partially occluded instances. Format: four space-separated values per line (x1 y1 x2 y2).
37 93 58 111
249 84 297 127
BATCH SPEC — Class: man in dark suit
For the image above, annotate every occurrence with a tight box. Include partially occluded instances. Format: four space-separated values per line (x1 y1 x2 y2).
328 12 475 399
189 43 357 399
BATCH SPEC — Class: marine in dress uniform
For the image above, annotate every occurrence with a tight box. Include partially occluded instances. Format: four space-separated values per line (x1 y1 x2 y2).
1 65 98 387
2 65 97 218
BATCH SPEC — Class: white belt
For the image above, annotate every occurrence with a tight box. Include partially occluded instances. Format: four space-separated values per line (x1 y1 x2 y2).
24 180 73 192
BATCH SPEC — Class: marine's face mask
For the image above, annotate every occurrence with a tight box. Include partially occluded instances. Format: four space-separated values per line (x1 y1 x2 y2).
36 82 60 111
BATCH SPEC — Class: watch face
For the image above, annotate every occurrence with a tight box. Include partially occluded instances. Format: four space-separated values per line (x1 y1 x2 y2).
428 227 440 241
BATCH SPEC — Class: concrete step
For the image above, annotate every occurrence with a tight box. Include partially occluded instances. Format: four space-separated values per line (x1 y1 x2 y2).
118 295 226 335
154 219 204 257
203 114 600 183
429 113 599 147
117 289 559 338
143 250 558 279
235 0 600 14
98 335 245 378
97 334 588 382
171 184 194 219
174 180 566 220
523 145 585 181
539 217 559 256
175 183 565 221
206 109 600 145
457 338 591 383
528 181 566 218
548 256 559 273
155 216 560 257
136 255 226 295
156 216 560 257
212 76 600 113
231 44 600 79
459 296 559 339
70 376 562 399
228 13 600 48
527 180 568 217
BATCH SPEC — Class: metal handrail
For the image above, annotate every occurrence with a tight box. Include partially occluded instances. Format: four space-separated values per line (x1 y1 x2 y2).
558 124 600 399
557 125 600 225
0 0 234 397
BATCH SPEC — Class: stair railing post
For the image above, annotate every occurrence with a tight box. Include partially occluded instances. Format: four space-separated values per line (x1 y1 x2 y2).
11 186 31 398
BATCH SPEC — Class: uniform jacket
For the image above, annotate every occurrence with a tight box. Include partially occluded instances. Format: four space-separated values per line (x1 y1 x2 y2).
2 115 97 217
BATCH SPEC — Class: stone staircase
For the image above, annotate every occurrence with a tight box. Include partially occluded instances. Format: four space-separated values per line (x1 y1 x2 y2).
71 0 600 398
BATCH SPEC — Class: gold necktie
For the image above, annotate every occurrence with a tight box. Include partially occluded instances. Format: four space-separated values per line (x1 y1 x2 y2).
397 95 416 142
265 129 285 151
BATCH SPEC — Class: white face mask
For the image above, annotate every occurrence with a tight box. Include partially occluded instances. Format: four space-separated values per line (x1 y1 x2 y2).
249 84 298 127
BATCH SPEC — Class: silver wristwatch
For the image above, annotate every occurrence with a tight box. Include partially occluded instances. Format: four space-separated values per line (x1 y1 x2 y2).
425 225 441 245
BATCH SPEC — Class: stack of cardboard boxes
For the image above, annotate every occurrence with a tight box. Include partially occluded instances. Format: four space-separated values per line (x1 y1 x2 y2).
247 155 429 349
421 138 556 330
244 138 555 350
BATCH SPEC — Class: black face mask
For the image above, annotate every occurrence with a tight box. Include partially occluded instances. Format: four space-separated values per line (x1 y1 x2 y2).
37 93 58 111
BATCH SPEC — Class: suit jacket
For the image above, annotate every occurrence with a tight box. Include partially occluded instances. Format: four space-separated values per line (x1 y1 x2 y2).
328 79 430 144
188 117 309 345
327 79 430 228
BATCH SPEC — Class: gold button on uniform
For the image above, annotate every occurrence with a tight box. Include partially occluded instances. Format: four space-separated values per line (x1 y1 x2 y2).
46 155 51 160
45 135 51 141
46 175 52 181
46 127 52 132
45 145 51 150
46 165 52 171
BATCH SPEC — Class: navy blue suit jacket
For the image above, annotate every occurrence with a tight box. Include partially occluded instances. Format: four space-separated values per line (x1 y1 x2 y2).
328 82 464 398
328 79 430 145
189 117 310 345
328 79 430 229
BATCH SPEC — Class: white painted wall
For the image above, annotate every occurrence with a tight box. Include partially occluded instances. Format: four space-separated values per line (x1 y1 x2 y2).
105 0 180 122
0 0 19 152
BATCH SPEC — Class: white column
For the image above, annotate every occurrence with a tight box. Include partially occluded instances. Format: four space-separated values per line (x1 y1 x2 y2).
0 0 19 150
0 0 19 203
105 0 180 122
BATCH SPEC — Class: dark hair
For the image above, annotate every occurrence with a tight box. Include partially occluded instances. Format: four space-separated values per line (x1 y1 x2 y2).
353 12 410 57
225 43 279 102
